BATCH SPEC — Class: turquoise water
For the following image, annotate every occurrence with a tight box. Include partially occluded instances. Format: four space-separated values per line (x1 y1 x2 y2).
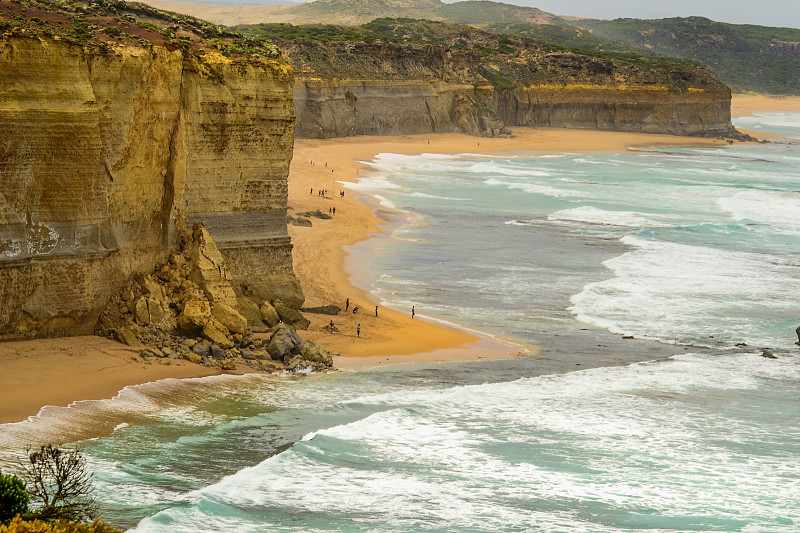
350 119 800 352
3 113 799 532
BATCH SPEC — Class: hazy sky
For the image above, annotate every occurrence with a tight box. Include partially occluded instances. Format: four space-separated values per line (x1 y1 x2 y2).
492 0 800 28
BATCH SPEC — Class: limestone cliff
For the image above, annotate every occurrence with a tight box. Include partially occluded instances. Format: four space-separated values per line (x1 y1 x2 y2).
0 0 301 339
251 21 736 139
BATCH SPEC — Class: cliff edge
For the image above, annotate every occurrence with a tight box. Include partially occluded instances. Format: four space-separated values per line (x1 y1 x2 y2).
0 0 301 339
240 19 737 139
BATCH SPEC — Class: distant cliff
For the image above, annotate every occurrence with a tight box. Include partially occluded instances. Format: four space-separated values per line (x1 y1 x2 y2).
0 0 301 339
242 20 737 140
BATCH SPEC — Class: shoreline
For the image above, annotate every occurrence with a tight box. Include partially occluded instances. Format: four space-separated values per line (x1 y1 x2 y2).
0 335 223 425
287 125 735 370
1 93 798 429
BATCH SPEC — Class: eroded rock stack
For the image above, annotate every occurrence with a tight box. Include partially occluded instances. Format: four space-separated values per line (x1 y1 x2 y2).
96 223 331 372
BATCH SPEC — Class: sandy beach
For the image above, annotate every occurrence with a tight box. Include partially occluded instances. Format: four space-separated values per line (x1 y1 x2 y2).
1 93 797 426
0 336 220 424
286 126 732 370
731 93 800 117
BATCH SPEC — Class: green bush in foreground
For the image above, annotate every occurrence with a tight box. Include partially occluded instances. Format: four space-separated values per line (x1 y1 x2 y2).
0 474 28 524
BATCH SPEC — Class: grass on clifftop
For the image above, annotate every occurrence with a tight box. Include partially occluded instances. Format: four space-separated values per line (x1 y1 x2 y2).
235 17 725 93
235 17 707 71
0 0 280 60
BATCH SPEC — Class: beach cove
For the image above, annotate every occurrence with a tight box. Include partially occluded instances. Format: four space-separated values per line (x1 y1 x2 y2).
0 94 798 531
0 124 737 426
0 95 796 425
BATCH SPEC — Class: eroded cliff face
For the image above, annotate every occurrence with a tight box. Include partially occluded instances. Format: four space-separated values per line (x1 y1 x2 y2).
281 40 734 139
0 34 300 339
496 85 732 136
294 79 505 138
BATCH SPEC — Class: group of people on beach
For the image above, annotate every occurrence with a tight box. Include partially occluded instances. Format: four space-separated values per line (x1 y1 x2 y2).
329 299 416 339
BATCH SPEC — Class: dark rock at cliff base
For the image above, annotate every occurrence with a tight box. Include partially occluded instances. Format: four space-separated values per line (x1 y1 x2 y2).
301 305 341 315
191 344 210 358
273 300 311 330
293 216 313 227
761 349 778 359
210 344 227 359
267 324 304 360
298 210 332 220
239 348 258 360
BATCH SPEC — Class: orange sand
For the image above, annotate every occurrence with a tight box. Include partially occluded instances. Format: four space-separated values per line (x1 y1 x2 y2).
731 94 800 117
0 336 219 424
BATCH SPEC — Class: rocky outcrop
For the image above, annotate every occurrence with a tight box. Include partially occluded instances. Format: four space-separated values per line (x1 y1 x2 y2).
280 40 735 139
96 222 331 372
267 323 333 371
97 222 254 348
0 7 302 339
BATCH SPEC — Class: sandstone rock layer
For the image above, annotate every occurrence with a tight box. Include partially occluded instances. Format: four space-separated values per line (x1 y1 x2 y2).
282 41 735 139
0 34 300 339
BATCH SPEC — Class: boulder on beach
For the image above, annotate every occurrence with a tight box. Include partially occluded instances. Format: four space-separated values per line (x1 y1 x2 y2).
300 341 333 368
212 303 248 335
267 323 304 360
237 297 269 333
297 209 332 220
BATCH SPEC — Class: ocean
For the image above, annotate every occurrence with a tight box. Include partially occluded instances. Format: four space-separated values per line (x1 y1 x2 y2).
2 113 799 532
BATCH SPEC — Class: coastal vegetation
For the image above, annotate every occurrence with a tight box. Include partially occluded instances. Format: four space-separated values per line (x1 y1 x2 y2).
236 0 565 27
0 0 280 59
235 18 712 83
152 0 800 95
575 17 800 95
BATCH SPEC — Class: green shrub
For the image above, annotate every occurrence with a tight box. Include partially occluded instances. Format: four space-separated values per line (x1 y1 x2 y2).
0 473 28 524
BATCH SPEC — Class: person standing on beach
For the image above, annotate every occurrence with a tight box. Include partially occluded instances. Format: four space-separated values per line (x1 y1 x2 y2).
375 305 379 317
329 320 334 333
345 298 350 312
333 207 336 215
357 324 361 338
310 188 313 195
412 306 415 319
